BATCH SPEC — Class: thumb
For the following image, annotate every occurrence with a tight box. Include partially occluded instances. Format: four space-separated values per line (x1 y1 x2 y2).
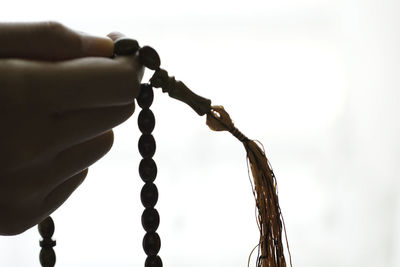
0 21 114 61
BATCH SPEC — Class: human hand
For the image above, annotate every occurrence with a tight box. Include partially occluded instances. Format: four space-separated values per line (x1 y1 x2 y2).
0 22 143 235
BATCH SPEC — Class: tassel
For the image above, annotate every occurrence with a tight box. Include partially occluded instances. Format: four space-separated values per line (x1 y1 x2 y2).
149 67 292 267
206 106 292 267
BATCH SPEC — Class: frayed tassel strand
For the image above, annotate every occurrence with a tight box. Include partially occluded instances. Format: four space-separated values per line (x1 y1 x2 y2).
206 106 292 267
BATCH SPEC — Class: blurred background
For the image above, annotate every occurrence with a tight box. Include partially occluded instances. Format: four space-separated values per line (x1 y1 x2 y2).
1 0 399 266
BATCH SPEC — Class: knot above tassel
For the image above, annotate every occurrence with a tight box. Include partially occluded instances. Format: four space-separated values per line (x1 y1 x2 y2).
206 106 249 143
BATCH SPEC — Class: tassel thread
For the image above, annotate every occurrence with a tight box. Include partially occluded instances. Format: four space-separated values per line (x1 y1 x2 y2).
206 106 292 267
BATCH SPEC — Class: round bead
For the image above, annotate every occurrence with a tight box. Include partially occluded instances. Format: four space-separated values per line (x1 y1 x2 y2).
141 183 158 208
114 37 140 55
137 84 154 109
143 232 161 256
145 255 163 267
38 216 55 238
39 248 56 266
142 208 160 232
138 109 155 134
138 134 156 158
139 46 161 70
139 158 157 183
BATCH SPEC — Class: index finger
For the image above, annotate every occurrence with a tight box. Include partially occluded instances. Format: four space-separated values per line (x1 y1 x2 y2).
5 56 143 112
0 21 114 60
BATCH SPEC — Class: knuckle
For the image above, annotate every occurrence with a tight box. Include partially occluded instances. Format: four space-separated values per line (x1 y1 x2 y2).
36 21 81 56
35 21 66 38
42 20 65 32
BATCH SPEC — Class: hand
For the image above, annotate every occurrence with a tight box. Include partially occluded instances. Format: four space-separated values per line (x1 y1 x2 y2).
0 22 143 235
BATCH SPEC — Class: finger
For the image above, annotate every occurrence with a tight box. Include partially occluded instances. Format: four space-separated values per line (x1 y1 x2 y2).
40 168 88 216
44 131 114 193
11 131 113 201
6 56 142 111
1 168 89 235
47 104 134 152
48 57 142 110
0 21 113 60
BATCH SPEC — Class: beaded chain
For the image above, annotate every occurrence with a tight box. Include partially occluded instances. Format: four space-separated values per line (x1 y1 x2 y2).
137 83 162 267
37 36 291 267
119 38 164 267
38 37 165 267
39 37 292 267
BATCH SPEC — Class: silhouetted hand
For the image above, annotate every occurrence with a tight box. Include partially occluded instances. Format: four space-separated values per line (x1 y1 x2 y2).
0 22 142 235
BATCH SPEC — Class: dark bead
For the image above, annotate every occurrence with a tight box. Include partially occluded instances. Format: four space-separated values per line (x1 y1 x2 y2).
139 158 157 183
138 109 155 134
114 37 140 55
38 216 55 238
142 208 160 232
40 239 56 248
138 134 156 158
139 46 161 70
141 183 158 208
137 84 154 109
39 248 56 266
145 255 163 267
143 232 161 256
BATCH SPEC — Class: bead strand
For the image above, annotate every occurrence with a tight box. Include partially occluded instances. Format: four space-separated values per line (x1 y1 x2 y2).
137 83 163 267
112 37 164 267
38 216 56 267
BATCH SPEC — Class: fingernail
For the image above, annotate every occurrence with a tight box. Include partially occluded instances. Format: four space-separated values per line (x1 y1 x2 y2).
81 34 114 57
107 31 126 40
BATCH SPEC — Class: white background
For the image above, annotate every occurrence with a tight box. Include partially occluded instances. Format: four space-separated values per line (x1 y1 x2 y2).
1 0 399 266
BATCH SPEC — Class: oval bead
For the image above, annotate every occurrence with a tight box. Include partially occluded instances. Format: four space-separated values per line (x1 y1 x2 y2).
141 183 158 208
143 232 161 256
114 37 140 55
142 208 160 232
138 134 156 158
138 109 155 134
139 46 161 70
39 248 56 266
38 216 55 238
137 84 154 109
139 158 157 183
145 255 163 267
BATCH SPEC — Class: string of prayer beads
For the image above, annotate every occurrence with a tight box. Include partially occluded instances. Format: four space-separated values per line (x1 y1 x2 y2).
115 37 163 267
37 35 291 267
